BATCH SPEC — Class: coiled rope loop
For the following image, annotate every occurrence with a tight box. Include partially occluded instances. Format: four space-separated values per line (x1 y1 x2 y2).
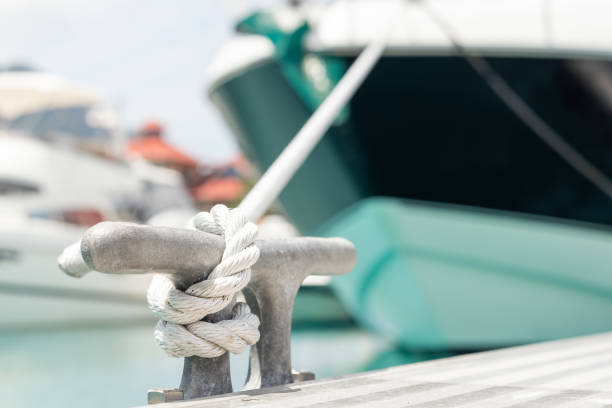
147 204 261 358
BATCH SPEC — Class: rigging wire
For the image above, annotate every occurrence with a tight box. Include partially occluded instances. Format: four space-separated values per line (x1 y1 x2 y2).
416 0 612 200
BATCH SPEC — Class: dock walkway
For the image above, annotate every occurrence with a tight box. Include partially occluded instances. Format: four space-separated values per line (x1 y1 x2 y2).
144 332 612 407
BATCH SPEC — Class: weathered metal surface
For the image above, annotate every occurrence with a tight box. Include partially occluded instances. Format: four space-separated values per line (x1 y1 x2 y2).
147 389 184 404
136 331 612 407
291 370 315 382
242 251 315 389
58 222 356 399
65 222 355 282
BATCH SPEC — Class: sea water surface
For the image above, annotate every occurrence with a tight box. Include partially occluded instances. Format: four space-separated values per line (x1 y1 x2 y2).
1 324 398 407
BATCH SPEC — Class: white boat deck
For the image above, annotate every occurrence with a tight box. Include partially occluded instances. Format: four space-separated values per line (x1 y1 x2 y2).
144 332 612 407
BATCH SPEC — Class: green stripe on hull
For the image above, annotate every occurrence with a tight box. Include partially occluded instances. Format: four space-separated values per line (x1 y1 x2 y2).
321 197 612 349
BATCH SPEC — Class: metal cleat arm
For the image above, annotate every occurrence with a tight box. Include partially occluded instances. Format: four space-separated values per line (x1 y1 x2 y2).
57 221 356 399
59 222 355 284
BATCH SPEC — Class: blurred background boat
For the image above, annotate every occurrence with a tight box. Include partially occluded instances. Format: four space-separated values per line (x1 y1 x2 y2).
0 69 197 328
208 0 612 352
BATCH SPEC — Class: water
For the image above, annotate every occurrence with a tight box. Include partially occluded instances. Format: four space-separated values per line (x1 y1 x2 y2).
2 326 183 407
1 324 402 407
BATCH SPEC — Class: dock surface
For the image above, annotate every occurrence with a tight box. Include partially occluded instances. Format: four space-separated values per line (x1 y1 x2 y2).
144 332 612 407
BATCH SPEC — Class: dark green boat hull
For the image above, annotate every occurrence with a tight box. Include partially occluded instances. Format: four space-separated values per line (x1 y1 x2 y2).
209 39 612 348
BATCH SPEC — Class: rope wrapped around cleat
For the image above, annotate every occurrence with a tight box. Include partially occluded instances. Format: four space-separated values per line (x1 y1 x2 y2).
147 204 261 358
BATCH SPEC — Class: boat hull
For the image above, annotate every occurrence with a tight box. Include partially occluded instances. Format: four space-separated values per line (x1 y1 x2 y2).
323 197 612 349
209 40 612 348
0 217 153 329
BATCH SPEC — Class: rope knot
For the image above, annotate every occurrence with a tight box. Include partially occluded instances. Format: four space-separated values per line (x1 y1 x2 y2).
147 204 260 358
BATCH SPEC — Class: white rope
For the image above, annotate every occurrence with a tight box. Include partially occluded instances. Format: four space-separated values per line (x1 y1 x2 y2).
147 204 261 358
